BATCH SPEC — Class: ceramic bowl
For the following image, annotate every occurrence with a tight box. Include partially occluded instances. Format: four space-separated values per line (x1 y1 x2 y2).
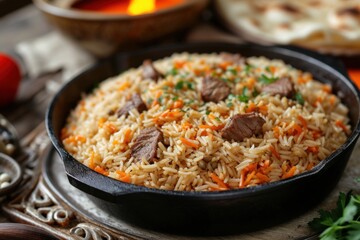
33 0 208 57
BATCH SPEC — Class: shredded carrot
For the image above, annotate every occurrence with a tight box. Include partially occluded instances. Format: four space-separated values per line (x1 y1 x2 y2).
116 170 131 183
180 137 199 149
174 60 186 69
335 120 348 133
307 146 319 154
210 173 229 189
219 61 232 70
60 128 70 140
269 145 280 159
63 135 86 145
256 172 270 183
329 95 336 106
246 102 256 113
208 114 216 120
258 105 268 115
124 129 132 143
88 152 96 169
94 166 108 176
282 166 296 179
269 66 277 74
118 81 130 91
287 123 302 136
172 99 184 109
297 115 307 128
322 85 332 93
97 117 107 128
199 124 224 131
182 121 192 130
112 139 119 145
242 170 256 187
105 123 117 134
306 162 314 171
246 77 256 89
273 126 280 138
243 163 257 172
312 130 322 139
298 73 312 84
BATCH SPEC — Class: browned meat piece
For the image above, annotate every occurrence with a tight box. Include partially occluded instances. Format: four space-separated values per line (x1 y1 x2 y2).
220 52 245 65
201 76 231 103
117 93 147 117
221 113 265 142
131 127 164 162
142 60 163 82
262 77 295 98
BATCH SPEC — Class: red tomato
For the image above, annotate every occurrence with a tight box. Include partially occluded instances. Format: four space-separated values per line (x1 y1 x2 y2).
0 53 21 107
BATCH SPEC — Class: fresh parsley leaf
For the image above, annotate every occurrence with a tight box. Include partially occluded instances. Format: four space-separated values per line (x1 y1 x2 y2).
227 67 237 75
238 87 249 103
172 96 179 101
226 102 233 108
309 191 360 240
258 74 278 84
244 64 254 75
186 81 194 90
265 66 271 73
167 68 178 76
215 117 221 122
205 109 211 115
175 81 184 90
295 92 305 105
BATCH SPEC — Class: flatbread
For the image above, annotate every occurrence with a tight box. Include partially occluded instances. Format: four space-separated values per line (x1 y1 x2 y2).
216 0 360 55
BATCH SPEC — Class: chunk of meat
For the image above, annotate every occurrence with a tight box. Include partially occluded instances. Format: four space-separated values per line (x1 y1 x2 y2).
262 77 295 98
221 113 265 142
117 93 147 117
220 52 245 65
201 76 231 103
142 60 163 82
131 127 164 162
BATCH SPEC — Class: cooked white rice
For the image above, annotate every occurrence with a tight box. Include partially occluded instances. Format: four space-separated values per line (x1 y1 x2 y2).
61 53 350 191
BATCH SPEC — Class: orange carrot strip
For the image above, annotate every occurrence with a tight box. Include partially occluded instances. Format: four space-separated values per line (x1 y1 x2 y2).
174 60 186 69
243 170 256 187
210 173 229 189
335 120 348 133
219 61 232 70
306 162 314 171
322 85 332 93
88 152 96 169
282 166 296 179
124 129 132 143
173 99 184 109
307 146 319 154
94 166 108 176
118 81 130 91
199 124 224 131
246 102 256 113
105 123 117 134
297 115 307 128
269 145 280 159
256 172 270 183
116 170 131 183
269 66 277 74
182 121 192 130
258 105 268 115
273 126 280 138
180 137 199 149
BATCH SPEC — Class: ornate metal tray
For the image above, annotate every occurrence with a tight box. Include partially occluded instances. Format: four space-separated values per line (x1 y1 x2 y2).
2 124 359 239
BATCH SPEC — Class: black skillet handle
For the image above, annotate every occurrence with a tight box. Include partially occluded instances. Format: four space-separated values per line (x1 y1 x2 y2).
278 45 349 78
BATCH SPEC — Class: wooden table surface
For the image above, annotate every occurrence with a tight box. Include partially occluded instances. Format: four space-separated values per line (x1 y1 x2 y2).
0 4 360 240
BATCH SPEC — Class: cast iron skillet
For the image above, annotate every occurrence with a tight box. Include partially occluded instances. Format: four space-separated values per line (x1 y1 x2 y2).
46 43 360 235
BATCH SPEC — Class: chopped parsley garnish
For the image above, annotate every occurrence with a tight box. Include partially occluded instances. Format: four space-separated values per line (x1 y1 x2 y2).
238 87 249 103
162 85 169 90
205 109 211 115
227 94 236 100
167 68 178 76
186 81 194 90
215 117 221 122
227 67 237 75
258 74 278 84
295 92 305 105
175 81 184 90
226 102 233 108
265 66 271 73
172 96 179 101
185 99 194 105
221 77 229 83
309 191 360 240
244 64 254 75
